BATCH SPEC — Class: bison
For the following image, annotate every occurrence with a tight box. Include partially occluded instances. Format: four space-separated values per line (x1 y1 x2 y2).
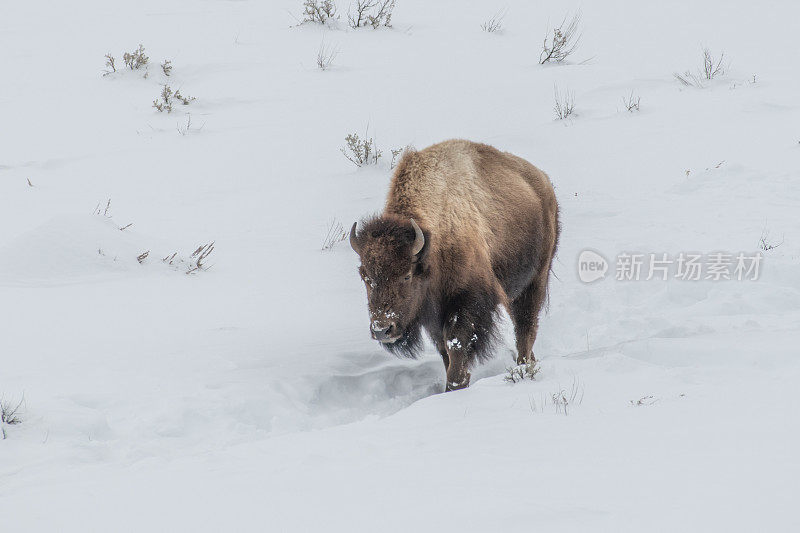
349 139 560 391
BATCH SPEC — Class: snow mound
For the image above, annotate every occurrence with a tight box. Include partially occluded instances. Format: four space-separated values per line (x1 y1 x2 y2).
0 214 214 286
0 215 145 286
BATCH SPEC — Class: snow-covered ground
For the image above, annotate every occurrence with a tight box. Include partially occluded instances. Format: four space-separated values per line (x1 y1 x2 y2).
2 0 799 530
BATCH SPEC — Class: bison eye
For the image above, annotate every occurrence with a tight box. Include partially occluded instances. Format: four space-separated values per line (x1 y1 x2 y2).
404 273 412 281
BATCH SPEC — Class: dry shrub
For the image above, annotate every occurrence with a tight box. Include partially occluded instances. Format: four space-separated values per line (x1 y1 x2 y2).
303 0 338 24
322 218 347 251
504 359 541 383
540 12 581 64
674 47 727 87
553 85 575 119
1 396 24 440
349 0 394 29
316 41 339 70
161 59 173 76
623 91 640 112
153 85 195 113
341 131 382 166
481 10 506 33
123 44 149 70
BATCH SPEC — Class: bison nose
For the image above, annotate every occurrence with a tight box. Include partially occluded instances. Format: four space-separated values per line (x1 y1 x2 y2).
371 321 397 341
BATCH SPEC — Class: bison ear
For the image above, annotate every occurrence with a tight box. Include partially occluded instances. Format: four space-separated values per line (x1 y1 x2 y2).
349 222 361 255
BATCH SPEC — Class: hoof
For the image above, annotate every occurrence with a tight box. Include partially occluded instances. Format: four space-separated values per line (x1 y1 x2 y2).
445 373 471 392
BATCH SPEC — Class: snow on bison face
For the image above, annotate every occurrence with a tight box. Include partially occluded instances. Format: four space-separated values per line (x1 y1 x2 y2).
350 217 430 355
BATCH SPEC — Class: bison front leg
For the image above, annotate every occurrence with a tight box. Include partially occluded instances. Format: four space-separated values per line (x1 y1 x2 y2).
441 289 498 391
443 338 471 391
441 317 480 392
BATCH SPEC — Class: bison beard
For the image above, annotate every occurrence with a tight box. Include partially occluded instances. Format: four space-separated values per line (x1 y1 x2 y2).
378 315 425 357
374 288 500 362
350 139 560 392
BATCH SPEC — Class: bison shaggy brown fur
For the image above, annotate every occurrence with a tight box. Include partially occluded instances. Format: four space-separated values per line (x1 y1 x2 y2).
350 139 560 391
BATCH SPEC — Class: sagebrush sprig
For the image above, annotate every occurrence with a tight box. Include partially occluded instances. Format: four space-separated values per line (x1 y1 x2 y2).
175 89 195 105
316 41 339 70
161 243 215 274
390 147 404 168
153 85 174 113
322 219 347 251
553 85 575 119
623 91 640 112
481 10 506 33
540 13 581 64
348 0 394 29
504 359 540 383
341 132 382 166
303 0 337 24
1 396 24 439
674 47 727 87
153 85 195 112
702 48 725 80
123 44 149 70
103 53 116 76
187 242 215 274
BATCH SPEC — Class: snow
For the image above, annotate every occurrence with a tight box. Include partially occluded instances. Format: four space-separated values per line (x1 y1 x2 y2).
2 0 800 530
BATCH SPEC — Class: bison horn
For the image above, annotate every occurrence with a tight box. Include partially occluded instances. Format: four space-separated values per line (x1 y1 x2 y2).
410 218 425 256
349 222 361 254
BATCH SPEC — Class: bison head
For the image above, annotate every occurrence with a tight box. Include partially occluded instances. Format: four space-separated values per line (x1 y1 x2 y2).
350 216 431 355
